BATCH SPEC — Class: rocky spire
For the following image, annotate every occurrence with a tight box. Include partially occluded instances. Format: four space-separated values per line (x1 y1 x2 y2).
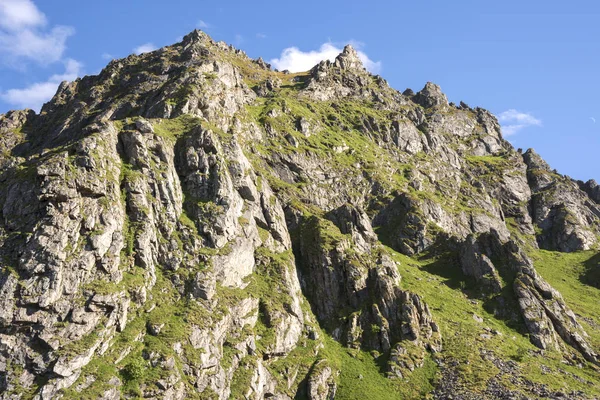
334 44 365 71
413 82 448 108
181 29 212 46
523 148 551 172
523 148 556 192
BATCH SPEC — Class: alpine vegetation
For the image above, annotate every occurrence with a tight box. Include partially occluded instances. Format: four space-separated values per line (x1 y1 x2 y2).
0 30 599 399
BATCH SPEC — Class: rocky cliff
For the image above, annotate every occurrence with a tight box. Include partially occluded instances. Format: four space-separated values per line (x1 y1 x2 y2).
0 30 599 399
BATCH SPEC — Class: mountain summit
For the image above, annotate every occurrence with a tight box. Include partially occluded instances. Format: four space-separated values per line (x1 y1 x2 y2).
335 45 364 70
1 30 600 399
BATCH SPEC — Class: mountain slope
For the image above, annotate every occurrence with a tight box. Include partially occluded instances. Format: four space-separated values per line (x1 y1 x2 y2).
0 30 599 399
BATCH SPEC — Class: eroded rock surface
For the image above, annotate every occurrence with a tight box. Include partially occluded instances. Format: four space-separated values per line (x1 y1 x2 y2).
0 29 598 399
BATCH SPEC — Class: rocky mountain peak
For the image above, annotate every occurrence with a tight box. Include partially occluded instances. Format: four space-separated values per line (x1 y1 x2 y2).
413 81 448 108
334 44 364 70
181 29 213 46
0 28 599 400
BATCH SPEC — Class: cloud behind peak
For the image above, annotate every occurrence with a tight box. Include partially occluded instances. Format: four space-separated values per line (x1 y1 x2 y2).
270 42 381 73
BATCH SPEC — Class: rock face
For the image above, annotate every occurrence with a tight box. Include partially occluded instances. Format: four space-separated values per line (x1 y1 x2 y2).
413 82 448 109
0 29 599 399
580 179 600 203
295 205 441 376
306 360 336 400
459 231 598 365
524 149 600 252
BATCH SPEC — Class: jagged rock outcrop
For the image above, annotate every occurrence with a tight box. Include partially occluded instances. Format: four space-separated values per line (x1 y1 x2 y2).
295 204 441 377
306 360 336 400
459 234 503 292
524 149 600 252
580 179 600 203
0 29 599 399
459 230 598 364
303 45 404 106
413 82 448 109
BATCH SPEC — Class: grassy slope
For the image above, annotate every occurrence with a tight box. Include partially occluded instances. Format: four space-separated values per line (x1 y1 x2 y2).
531 250 600 358
324 339 437 400
385 247 600 398
292 245 600 400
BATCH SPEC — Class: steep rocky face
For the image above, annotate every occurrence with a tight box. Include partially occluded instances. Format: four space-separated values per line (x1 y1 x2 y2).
580 179 600 204
0 30 599 399
294 206 441 377
524 149 600 252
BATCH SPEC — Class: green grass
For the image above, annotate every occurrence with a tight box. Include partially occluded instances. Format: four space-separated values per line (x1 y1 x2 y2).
381 246 600 398
320 337 437 400
531 249 600 351
59 265 213 398
244 91 412 198
265 333 437 399
151 114 203 143
242 87 509 233
229 356 257 398
465 155 508 167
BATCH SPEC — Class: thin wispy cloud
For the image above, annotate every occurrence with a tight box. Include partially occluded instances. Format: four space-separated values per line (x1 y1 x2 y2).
0 0 74 67
133 42 157 55
270 42 381 73
0 58 83 111
101 53 113 60
234 34 243 46
197 19 210 29
256 33 267 39
498 109 542 136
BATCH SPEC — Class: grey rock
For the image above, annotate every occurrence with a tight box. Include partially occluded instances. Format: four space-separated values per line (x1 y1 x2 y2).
459 234 503 293
191 271 216 300
524 149 600 252
334 45 364 71
135 118 154 133
297 207 441 365
580 179 600 203
254 77 281 97
460 231 598 365
413 82 448 108
307 360 336 400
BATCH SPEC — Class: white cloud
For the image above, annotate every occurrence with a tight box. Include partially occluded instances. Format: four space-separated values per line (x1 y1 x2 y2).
0 26 74 65
0 0 45 31
0 1 80 111
498 109 542 136
101 53 113 60
0 58 83 111
133 42 156 55
270 42 381 73
256 33 267 39
197 19 210 29
0 0 74 66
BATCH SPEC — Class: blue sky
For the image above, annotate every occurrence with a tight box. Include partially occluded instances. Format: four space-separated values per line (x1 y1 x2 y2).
0 0 598 181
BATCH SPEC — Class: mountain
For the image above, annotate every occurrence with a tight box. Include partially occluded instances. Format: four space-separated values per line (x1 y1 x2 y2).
0 29 599 399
